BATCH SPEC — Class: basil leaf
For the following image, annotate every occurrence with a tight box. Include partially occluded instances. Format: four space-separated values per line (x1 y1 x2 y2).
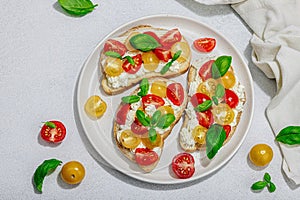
212 56 232 78
206 124 226 159
137 78 149 97
129 34 160 52
212 96 219 105
263 172 271 183
211 62 221 79
44 121 56 129
136 110 150 127
215 83 225 98
124 56 135 66
104 51 122 59
194 100 212 112
150 110 161 126
171 50 182 62
121 95 140 104
58 0 98 16
33 159 62 193
268 182 276 193
156 114 175 129
275 126 300 145
160 61 173 75
149 127 157 143
251 181 267 190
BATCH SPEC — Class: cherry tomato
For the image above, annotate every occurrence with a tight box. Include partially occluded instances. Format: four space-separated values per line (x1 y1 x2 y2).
122 54 142 74
153 47 172 62
116 104 130 125
224 89 239 108
198 59 214 81
196 110 214 129
135 148 159 166
103 39 127 56
142 51 160 71
212 103 235 125
221 70 236 89
170 42 191 63
104 57 124 77
172 153 195 179
192 125 207 145
142 94 165 108
40 121 66 143
60 161 85 185
223 125 231 139
120 130 141 149
196 78 220 98
150 81 167 98
160 28 182 49
141 133 162 149
249 144 273 167
193 38 216 53
166 83 185 106
131 118 148 135
84 95 107 119
190 93 211 107
157 105 174 115
143 31 161 44
124 32 140 51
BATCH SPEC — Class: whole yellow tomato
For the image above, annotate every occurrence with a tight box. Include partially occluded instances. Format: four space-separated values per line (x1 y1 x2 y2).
249 144 273 167
60 161 85 185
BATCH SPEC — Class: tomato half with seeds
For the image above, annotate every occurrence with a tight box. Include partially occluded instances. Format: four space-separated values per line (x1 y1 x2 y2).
167 83 185 106
198 59 214 81
196 110 214 129
160 29 182 49
116 104 130 125
122 54 142 74
103 39 127 56
135 148 158 166
153 47 172 62
224 89 239 108
142 94 165 108
193 38 216 53
131 118 148 135
172 153 195 179
40 120 66 143
190 93 211 107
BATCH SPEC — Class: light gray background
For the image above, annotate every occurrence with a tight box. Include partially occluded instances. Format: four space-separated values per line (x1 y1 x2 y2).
1 0 299 199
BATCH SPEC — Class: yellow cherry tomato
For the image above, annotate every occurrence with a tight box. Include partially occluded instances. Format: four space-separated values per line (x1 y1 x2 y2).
84 95 107 119
104 57 124 77
249 144 273 167
141 132 162 149
157 105 174 115
120 130 141 149
61 161 85 185
212 103 235 125
170 42 191 63
150 81 167 98
124 31 140 51
221 70 236 89
192 125 207 145
142 51 160 71
197 78 220 97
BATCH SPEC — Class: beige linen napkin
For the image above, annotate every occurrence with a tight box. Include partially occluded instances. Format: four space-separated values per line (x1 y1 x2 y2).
196 0 300 184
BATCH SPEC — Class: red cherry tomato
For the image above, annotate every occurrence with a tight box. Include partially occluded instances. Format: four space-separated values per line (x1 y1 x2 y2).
142 94 165 108
193 38 216 53
122 54 142 74
143 31 161 44
172 153 195 179
116 104 130 125
40 121 66 143
224 89 239 108
131 118 148 135
160 29 182 49
198 60 214 81
167 83 185 106
135 148 158 166
103 39 127 56
223 125 231 139
153 47 172 62
196 110 214 129
190 93 211 107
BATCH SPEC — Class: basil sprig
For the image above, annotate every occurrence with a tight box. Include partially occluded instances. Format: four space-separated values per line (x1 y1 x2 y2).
156 114 176 129
194 100 212 112
137 78 149 97
58 0 98 16
215 83 225 98
33 159 62 193
251 173 276 193
44 121 56 129
160 50 182 75
129 34 160 52
136 110 150 126
121 95 140 104
105 51 135 65
211 56 232 79
206 124 226 159
275 126 300 145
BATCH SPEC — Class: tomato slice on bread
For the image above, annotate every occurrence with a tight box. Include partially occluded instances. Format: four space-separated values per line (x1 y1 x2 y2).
172 153 195 179
198 60 214 81
122 54 142 74
103 39 127 56
116 104 130 125
40 121 66 143
167 83 185 106
160 28 182 49
135 148 158 166
142 94 165 108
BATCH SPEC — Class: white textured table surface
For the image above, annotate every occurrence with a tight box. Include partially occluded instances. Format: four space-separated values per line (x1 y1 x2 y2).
1 0 299 199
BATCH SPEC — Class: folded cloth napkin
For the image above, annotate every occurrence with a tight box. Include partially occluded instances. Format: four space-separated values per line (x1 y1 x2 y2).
196 0 300 184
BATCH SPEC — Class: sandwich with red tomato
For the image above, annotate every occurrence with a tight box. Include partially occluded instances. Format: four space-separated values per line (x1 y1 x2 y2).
179 55 246 159
100 25 191 95
114 78 187 172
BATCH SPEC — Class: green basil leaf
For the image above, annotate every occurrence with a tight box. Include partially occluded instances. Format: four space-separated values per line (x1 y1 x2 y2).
33 158 62 193
44 121 56 129
211 62 221 79
136 110 150 127
160 61 173 75
212 56 232 78
104 51 122 59
171 50 182 62
275 126 300 145
129 34 160 52
58 0 98 16
137 78 149 97
206 124 226 159
263 172 271 183
149 127 157 143
251 181 267 190
156 114 175 129
215 83 225 98
212 96 219 105
194 100 212 112
268 182 276 193
121 95 140 104
150 110 161 126
124 56 135 66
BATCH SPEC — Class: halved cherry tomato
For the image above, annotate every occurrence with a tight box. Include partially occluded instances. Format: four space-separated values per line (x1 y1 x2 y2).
116 104 130 125
135 148 158 166
172 153 195 179
103 39 127 56
84 95 107 119
221 70 236 89
143 31 161 44
157 105 174 115
192 125 207 145
193 38 216 53
167 83 185 106
151 81 167 98
224 89 239 108
212 103 234 125
190 93 211 107
153 47 171 62
170 42 190 63
197 78 220 98
40 120 66 143
160 29 182 49
142 51 160 71
104 57 124 77
223 125 231 139
124 32 140 51
122 54 142 74
131 118 148 135
120 130 141 149
142 94 165 108
141 133 162 149
196 110 214 129
198 60 214 81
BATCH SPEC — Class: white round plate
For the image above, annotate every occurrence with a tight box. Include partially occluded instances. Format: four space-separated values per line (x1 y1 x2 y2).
76 15 254 184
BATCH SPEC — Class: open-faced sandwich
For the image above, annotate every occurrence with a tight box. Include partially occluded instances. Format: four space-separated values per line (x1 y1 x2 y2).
99 25 191 95
114 78 188 172
180 55 246 159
